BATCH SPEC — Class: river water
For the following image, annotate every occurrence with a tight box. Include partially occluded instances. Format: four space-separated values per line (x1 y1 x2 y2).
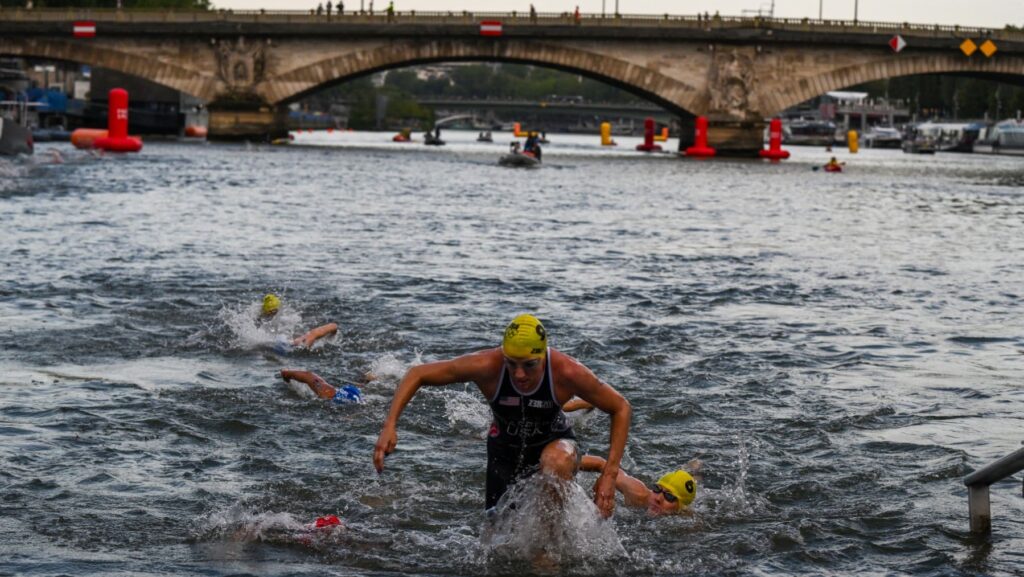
1 132 1022 576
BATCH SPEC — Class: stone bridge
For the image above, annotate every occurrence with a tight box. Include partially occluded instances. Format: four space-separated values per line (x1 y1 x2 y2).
2 9 1023 153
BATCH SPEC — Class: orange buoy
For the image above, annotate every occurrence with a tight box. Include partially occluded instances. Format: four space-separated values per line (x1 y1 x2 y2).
71 128 108 150
184 125 208 138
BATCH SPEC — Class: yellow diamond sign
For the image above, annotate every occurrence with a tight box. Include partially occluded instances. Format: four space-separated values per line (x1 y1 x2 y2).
960 38 977 56
980 39 998 57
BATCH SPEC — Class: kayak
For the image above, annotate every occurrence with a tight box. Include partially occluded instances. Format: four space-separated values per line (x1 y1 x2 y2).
498 152 540 167
824 164 843 173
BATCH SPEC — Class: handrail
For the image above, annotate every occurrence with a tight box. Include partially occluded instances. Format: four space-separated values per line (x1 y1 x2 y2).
0 8 1022 41
963 446 1024 534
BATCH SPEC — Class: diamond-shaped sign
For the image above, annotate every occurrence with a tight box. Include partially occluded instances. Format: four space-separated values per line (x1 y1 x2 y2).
960 38 977 56
889 35 906 53
980 39 997 57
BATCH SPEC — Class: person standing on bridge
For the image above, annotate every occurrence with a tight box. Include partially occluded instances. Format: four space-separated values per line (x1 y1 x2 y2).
386 0 394 22
317 2 323 15
326 1 332 15
574 5 580 24
529 3 537 22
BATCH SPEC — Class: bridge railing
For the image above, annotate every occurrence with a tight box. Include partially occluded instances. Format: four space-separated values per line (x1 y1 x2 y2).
1 8 1022 40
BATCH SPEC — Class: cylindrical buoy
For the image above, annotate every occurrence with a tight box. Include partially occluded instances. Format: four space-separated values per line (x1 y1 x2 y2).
847 129 859 153
636 117 663 152
600 122 616 146
684 116 716 158
184 125 207 138
513 122 527 137
759 117 790 160
94 88 143 153
653 126 669 142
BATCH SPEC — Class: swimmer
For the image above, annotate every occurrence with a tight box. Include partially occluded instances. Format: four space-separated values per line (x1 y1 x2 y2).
280 369 363 404
373 313 631 518
259 293 338 351
580 455 700 516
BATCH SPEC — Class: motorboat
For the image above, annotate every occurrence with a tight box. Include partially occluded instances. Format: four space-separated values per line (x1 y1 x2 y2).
973 119 1024 156
861 126 902 149
498 150 540 167
782 118 836 146
914 121 984 153
901 125 936 154
0 59 33 156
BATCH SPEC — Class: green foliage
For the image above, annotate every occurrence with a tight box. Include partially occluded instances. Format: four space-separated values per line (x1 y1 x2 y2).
35 0 211 8
852 75 1024 120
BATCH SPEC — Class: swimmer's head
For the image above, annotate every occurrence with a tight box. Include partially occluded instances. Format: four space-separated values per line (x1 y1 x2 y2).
654 470 696 512
261 294 281 318
502 314 547 360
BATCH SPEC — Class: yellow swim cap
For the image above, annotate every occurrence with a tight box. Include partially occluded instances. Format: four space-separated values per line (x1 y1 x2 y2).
657 470 696 508
502 314 547 359
261 294 281 317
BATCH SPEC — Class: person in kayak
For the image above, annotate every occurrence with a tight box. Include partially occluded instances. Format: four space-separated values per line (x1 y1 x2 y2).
372 314 631 517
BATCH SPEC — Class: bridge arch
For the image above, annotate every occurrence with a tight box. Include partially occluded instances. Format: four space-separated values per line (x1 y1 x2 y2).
264 39 704 117
0 38 216 101
762 53 1024 115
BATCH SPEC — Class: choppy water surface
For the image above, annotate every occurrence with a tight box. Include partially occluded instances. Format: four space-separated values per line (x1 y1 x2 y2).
1 133 1023 576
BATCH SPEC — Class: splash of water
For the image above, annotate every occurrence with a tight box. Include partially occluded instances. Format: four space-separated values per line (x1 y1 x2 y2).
218 301 304 350
366 351 417 385
443 389 491 438
482 473 627 572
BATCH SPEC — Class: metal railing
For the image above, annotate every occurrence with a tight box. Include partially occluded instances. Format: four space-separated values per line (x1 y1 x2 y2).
963 445 1024 534
1 8 1022 41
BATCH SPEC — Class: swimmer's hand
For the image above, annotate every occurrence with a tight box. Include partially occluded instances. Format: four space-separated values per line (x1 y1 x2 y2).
373 424 398 473
594 471 616 518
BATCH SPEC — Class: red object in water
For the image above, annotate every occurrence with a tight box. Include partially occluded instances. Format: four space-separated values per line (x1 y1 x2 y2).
635 117 662 152
684 116 716 158
759 117 790 160
314 515 342 528
824 164 843 173
93 88 143 153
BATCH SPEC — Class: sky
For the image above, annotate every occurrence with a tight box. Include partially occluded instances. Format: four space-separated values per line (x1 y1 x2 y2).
213 0 1023 29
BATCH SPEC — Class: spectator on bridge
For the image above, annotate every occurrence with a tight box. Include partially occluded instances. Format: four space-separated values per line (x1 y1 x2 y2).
574 5 580 24
326 1 332 15
386 0 394 21
317 2 324 15
339 0 344 13
529 3 537 22
369 0 374 15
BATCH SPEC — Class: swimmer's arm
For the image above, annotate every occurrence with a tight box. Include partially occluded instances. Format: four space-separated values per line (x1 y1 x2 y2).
281 369 337 399
562 398 594 413
293 322 338 348
580 455 649 508
561 355 632 516
373 352 493 473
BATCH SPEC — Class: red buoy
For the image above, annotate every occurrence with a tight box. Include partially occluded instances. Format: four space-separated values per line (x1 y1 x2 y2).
93 88 142 153
684 116 716 158
635 117 662 152
759 117 790 160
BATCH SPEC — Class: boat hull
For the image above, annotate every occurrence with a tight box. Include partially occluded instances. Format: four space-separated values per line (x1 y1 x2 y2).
0 117 33 155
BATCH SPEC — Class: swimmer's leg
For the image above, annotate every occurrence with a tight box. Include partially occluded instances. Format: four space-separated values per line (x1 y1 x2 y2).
539 439 579 480
280 369 337 399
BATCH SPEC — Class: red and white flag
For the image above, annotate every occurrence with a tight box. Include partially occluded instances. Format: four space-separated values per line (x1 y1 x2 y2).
479 20 503 36
73 21 96 38
888 35 906 53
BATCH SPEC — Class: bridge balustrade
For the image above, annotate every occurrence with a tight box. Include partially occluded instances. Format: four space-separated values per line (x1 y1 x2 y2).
1 8 1020 40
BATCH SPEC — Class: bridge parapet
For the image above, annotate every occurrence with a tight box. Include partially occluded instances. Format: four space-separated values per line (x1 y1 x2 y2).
2 9 1023 42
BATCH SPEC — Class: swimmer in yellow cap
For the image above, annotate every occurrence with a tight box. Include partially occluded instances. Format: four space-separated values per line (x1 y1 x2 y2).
580 455 701 516
258 293 339 350
374 313 632 518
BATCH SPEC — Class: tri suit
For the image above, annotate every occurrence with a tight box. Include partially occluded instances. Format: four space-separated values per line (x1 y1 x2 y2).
485 348 576 509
